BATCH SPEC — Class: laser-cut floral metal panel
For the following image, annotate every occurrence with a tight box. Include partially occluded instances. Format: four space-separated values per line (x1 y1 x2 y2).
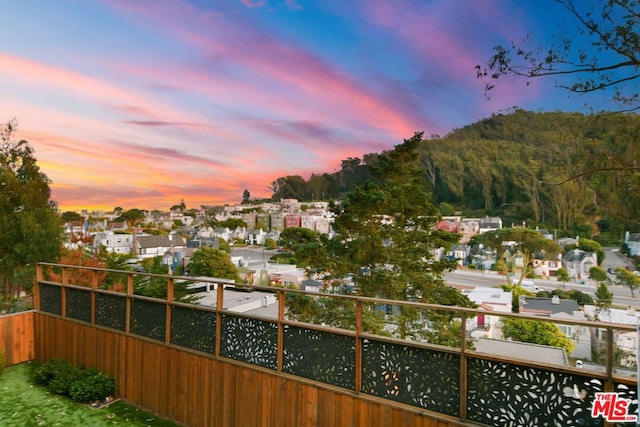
39 283 61 315
221 314 277 369
130 299 166 341
65 287 91 323
467 357 606 426
282 325 355 389
361 338 460 416
171 306 216 354
95 292 126 331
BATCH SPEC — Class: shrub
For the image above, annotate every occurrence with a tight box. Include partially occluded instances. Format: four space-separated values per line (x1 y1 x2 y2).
32 358 70 387
32 359 116 403
69 369 116 403
46 362 85 396
0 348 5 377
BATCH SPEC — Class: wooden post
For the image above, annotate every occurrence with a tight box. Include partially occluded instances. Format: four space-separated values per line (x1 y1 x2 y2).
165 277 174 344
215 281 224 357
277 289 285 372
90 270 97 324
35 263 42 311
459 312 468 420
354 299 363 394
60 267 67 318
126 273 134 334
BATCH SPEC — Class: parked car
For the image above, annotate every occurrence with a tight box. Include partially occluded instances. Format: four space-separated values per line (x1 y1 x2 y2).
607 267 617 274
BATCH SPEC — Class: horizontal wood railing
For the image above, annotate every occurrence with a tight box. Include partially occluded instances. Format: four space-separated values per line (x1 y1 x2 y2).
30 262 638 427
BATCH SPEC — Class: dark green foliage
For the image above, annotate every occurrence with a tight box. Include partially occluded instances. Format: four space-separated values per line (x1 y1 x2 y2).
32 358 70 387
38 359 84 396
188 246 240 282
588 266 607 282
68 370 116 404
32 359 115 403
0 349 4 377
269 110 640 236
502 318 575 354
0 120 63 302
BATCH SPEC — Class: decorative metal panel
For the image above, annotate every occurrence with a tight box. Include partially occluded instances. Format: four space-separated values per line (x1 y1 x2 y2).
130 299 166 341
283 325 355 389
95 293 126 331
221 314 277 369
467 357 606 426
614 382 637 421
171 306 216 354
65 287 91 323
39 283 62 315
361 339 460 416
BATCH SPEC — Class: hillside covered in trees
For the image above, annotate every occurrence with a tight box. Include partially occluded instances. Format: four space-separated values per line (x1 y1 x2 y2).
269 109 640 239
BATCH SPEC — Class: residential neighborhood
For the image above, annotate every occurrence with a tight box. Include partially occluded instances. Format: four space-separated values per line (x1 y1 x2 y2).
56 199 640 376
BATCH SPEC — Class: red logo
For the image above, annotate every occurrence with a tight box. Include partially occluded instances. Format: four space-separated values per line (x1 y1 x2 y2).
591 392 637 423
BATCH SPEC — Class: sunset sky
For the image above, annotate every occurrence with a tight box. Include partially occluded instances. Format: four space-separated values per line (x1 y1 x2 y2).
0 0 616 212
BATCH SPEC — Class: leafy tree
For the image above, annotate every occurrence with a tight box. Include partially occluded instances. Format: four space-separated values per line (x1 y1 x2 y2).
278 227 319 251
217 237 231 253
615 268 640 297
588 266 607 282
285 294 386 334
0 120 64 302
60 211 83 223
187 247 240 282
477 0 640 112
242 189 250 204
263 238 277 250
556 267 570 288
170 199 186 211
476 228 562 286
438 202 456 216
502 317 576 355
550 289 593 306
594 282 613 317
212 218 247 230
119 208 146 227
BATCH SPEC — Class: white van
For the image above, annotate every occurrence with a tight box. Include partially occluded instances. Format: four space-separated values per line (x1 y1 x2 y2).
519 280 540 292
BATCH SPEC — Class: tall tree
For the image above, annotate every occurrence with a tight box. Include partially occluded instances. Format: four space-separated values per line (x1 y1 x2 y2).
476 228 562 286
0 120 63 303
615 268 640 297
477 0 640 112
241 189 251 204
306 133 474 340
594 282 613 317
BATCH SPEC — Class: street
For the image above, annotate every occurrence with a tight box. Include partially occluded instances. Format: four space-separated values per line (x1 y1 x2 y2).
445 247 639 308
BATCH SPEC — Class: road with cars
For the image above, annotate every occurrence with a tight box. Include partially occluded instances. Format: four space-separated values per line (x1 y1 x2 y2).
445 247 639 308
233 245 638 308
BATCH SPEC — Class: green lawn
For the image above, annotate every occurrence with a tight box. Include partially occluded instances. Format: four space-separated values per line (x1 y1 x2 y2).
0 362 179 426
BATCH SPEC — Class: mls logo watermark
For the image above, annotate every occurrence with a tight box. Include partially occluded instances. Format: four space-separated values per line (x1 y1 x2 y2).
591 392 637 423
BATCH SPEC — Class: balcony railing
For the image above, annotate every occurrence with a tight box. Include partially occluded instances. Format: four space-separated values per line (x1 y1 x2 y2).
35 262 637 426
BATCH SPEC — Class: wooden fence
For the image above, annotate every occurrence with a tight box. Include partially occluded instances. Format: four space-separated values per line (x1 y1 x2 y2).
27 263 640 426
0 311 34 366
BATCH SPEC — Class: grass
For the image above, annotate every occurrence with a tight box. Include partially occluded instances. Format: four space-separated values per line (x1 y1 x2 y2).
0 362 179 426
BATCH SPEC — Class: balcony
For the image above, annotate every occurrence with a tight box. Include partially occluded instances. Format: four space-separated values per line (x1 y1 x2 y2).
1 262 637 426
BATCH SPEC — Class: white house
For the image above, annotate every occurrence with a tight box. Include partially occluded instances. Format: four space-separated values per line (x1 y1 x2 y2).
463 287 512 340
94 231 133 254
562 249 597 280
135 234 186 258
